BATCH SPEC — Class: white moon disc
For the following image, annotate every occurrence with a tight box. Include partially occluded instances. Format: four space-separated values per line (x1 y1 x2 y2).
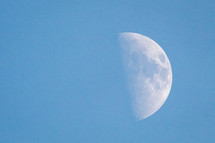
119 32 172 120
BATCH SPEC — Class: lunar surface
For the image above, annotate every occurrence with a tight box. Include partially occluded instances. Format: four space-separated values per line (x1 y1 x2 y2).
119 32 172 120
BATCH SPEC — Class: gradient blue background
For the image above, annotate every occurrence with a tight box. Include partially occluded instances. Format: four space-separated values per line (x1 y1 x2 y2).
0 0 215 142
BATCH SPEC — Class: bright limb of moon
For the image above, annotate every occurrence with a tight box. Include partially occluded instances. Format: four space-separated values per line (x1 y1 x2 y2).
119 32 172 120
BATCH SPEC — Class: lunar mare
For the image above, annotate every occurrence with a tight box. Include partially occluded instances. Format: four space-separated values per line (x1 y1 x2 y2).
119 32 172 120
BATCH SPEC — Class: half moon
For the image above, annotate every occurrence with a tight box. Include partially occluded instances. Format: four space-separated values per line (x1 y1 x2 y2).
119 32 172 120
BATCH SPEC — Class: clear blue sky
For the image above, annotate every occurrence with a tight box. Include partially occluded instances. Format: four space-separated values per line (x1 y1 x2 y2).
0 0 215 143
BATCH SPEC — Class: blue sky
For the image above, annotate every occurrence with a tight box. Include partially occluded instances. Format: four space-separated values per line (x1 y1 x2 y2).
0 0 215 142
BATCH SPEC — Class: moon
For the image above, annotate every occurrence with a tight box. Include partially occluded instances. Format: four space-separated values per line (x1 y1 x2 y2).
119 32 172 120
